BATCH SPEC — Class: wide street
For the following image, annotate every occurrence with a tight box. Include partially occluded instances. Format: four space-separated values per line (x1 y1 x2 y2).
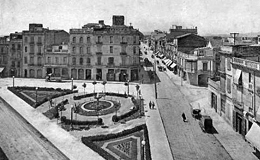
0 97 68 160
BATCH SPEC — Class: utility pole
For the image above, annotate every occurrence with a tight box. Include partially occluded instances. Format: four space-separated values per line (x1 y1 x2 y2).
230 33 239 45
154 58 158 99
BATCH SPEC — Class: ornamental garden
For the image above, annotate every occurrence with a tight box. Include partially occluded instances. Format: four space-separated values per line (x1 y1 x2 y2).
8 81 151 160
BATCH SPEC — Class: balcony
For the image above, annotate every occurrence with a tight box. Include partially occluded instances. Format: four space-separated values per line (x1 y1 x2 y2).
120 52 127 56
120 42 127 45
232 98 244 110
95 63 103 66
86 63 92 66
37 42 42 46
37 63 43 66
29 52 34 55
28 63 34 66
96 42 103 45
208 78 220 91
96 52 103 55
37 52 42 56
29 42 35 45
107 63 115 67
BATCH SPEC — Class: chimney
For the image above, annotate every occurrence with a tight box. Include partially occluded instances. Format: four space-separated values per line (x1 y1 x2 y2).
99 20 104 26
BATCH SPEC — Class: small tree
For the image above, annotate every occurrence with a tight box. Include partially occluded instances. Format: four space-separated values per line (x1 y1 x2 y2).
102 81 107 93
92 81 97 93
82 83 86 94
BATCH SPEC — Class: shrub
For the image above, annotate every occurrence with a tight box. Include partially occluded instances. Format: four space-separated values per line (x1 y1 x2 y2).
112 115 119 122
61 116 66 122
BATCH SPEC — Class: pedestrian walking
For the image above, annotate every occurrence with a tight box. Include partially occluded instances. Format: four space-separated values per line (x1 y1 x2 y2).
149 101 152 109
182 113 186 122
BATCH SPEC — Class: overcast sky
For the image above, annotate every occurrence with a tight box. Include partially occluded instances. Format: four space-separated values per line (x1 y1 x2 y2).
1 0 260 36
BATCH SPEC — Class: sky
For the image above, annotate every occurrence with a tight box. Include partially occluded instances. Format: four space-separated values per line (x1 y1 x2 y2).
1 0 260 36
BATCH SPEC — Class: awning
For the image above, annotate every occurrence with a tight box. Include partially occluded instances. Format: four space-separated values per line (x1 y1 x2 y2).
0 67 4 73
170 63 177 69
234 69 242 84
166 60 173 66
163 59 169 64
245 122 260 151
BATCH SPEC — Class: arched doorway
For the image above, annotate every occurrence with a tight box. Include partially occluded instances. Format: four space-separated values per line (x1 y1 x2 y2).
24 69 27 77
29 69 35 78
71 69 77 79
78 69 84 80
37 69 42 78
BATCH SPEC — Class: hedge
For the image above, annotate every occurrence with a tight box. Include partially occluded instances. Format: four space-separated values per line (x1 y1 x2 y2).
61 117 103 125
81 124 151 160
43 98 69 119
8 86 78 108
111 97 140 122
73 92 130 101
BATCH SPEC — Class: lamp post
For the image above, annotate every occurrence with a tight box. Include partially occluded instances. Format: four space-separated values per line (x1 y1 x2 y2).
82 83 86 94
12 76 15 87
92 81 97 93
153 58 158 99
35 87 38 106
70 105 74 130
127 80 129 96
71 78 74 91
141 140 146 159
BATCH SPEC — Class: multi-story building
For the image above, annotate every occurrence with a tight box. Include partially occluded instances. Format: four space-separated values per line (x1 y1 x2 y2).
69 15 142 81
0 36 9 77
22 23 69 78
8 32 22 77
176 43 214 86
208 43 260 135
44 44 70 79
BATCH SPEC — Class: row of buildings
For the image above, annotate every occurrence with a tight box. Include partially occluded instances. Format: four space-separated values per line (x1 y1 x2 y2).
146 26 260 151
0 15 143 82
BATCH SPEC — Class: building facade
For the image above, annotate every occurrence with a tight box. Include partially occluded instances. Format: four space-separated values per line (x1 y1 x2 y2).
8 32 22 77
22 23 69 78
0 36 9 77
69 16 141 81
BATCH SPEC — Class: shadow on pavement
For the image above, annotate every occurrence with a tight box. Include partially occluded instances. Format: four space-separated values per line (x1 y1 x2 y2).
253 149 260 159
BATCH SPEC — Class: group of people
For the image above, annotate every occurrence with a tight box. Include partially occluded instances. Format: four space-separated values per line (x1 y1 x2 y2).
149 101 155 109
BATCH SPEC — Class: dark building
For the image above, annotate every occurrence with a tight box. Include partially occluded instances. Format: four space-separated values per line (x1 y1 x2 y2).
0 36 9 77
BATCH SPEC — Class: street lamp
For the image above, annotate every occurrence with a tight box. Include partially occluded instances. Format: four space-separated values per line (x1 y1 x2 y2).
70 105 74 130
35 87 38 106
12 76 15 87
82 83 86 94
71 78 74 91
92 81 97 93
141 140 146 159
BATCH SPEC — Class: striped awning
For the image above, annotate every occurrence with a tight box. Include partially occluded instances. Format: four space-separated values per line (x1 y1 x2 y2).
0 67 4 73
166 60 173 66
170 63 177 69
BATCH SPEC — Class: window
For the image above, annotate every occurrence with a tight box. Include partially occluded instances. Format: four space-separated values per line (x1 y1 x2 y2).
47 57 51 64
80 37 83 43
87 37 90 43
98 36 101 42
238 72 243 86
37 57 42 65
227 58 231 70
63 57 67 64
133 36 136 44
108 57 114 65
1 47 3 53
24 37 28 43
122 36 125 43
80 47 83 54
133 46 136 54
203 62 207 71
121 56 126 65
25 46 27 52
11 61 15 67
221 98 225 113
227 78 231 93
55 57 59 64
72 57 76 65
17 44 21 50
80 58 83 65
17 61 20 67
30 56 34 64
38 37 42 43
38 46 41 53
30 45 34 53
87 47 90 54
110 36 113 43
12 44 15 50
87 58 91 64
97 57 101 65
110 46 113 53
30 36 34 42
72 47 76 53
72 37 76 43
249 73 252 83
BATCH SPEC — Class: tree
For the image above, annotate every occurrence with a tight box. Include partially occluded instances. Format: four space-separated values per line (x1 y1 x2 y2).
82 83 86 94
92 81 97 93
102 81 107 93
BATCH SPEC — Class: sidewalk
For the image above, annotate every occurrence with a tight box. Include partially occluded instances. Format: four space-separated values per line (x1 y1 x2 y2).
140 64 174 160
0 87 104 160
162 62 258 160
